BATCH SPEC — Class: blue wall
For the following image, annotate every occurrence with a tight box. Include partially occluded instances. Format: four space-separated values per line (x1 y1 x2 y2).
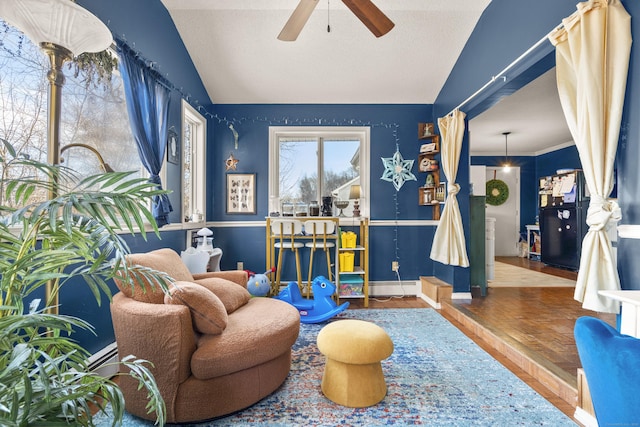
537 146 581 178
208 104 438 282
614 0 640 289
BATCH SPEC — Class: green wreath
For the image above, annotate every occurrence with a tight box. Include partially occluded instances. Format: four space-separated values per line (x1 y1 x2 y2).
486 179 509 206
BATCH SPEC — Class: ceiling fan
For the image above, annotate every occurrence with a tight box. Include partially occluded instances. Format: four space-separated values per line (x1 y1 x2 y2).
278 0 394 41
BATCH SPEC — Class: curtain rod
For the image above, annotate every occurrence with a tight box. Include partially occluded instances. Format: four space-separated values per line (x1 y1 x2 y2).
447 23 564 117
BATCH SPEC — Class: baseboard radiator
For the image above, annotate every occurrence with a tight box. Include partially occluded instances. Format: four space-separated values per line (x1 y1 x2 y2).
88 342 119 378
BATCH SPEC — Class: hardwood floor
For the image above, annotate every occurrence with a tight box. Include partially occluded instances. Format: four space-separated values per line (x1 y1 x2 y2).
351 258 615 423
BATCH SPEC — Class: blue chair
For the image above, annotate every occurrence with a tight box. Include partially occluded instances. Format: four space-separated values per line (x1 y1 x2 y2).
574 316 640 425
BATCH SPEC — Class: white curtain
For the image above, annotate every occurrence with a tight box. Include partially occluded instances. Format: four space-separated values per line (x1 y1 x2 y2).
430 109 469 267
549 0 631 313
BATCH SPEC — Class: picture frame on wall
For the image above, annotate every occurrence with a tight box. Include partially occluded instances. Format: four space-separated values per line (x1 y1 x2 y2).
226 173 256 214
167 128 180 164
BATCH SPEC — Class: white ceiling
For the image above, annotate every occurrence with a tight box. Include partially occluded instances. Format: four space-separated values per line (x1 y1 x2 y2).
160 0 491 104
160 0 572 154
469 68 574 156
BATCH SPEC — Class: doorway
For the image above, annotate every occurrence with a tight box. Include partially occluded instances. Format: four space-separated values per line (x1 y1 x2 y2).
486 166 520 256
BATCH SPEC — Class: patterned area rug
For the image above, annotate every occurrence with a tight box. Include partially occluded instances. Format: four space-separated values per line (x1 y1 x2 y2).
95 308 575 426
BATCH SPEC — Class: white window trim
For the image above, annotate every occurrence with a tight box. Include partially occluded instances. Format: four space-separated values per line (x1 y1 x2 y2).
182 99 207 227
268 126 370 218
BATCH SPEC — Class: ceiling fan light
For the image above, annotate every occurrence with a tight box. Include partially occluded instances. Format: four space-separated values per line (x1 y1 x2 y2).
341 0 394 37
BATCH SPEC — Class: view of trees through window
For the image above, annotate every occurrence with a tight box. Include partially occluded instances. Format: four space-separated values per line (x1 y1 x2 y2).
279 137 360 205
0 20 140 209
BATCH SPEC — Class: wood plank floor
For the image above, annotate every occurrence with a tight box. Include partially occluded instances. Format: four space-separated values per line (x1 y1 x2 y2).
350 257 616 423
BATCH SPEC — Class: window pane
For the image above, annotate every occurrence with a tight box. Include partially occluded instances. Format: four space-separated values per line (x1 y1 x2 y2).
1 20 140 209
271 127 367 218
323 139 359 201
62 74 140 175
279 138 317 204
182 101 206 224
183 120 193 219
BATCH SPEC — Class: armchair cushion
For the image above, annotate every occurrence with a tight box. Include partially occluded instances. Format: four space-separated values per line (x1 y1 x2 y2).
114 248 194 304
165 281 228 335
129 248 194 282
195 277 251 313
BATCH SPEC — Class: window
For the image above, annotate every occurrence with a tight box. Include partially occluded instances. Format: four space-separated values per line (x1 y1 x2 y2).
181 99 207 224
0 20 140 209
268 127 370 217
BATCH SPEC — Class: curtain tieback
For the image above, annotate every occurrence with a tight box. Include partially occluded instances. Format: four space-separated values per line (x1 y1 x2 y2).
447 183 460 196
149 174 162 185
586 195 621 232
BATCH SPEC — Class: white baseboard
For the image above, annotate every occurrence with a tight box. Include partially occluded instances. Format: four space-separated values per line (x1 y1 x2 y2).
368 280 419 297
574 406 598 427
88 342 119 378
451 292 473 300
419 293 441 309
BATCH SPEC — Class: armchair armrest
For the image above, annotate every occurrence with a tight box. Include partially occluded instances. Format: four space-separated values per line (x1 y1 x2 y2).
192 270 248 288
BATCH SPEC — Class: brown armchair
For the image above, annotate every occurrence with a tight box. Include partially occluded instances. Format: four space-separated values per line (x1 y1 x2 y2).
111 248 300 423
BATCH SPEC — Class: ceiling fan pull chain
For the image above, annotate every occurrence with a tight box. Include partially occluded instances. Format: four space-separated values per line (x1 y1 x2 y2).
327 0 331 33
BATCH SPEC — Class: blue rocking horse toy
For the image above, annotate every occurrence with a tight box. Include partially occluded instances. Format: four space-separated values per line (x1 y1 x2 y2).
274 276 349 324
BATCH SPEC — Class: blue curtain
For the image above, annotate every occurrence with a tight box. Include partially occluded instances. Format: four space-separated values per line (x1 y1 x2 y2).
116 40 173 227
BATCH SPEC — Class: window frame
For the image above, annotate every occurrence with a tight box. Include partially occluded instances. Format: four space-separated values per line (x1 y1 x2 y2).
268 126 370 218
181 99 207 226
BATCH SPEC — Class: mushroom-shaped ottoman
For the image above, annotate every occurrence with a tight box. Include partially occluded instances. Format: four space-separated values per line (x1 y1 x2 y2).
317 319 394 407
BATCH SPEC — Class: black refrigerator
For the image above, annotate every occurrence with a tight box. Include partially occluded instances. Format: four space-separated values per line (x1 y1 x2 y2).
538 170 589 271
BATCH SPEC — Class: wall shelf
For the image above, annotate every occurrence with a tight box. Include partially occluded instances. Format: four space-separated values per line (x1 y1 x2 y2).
418 123 442 220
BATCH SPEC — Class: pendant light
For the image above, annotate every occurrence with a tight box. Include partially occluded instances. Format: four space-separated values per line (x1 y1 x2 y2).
502 131 511 173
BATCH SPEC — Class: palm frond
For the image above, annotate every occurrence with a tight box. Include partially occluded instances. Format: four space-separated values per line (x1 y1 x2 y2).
0 140 170 426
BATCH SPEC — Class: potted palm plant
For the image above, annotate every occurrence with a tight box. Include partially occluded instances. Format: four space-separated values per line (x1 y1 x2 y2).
0 139 171 426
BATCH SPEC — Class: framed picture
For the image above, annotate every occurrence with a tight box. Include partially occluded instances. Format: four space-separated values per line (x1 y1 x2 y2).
226 173 256 214
167 129 180 164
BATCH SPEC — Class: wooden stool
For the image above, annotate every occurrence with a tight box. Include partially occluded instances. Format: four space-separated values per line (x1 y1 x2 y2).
270 219 304 293
317 319 394 407
303 220 336 297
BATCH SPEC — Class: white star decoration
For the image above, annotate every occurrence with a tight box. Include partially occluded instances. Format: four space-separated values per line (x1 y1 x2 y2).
225 153 239 171
380 150 416 191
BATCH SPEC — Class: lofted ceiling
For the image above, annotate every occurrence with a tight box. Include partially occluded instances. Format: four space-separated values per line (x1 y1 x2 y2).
469 68 574 156
160 0 573 154
160 0 491 104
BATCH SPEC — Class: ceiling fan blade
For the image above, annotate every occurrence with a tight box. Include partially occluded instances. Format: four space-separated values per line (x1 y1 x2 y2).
341 0 394 38
278 0 320 41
